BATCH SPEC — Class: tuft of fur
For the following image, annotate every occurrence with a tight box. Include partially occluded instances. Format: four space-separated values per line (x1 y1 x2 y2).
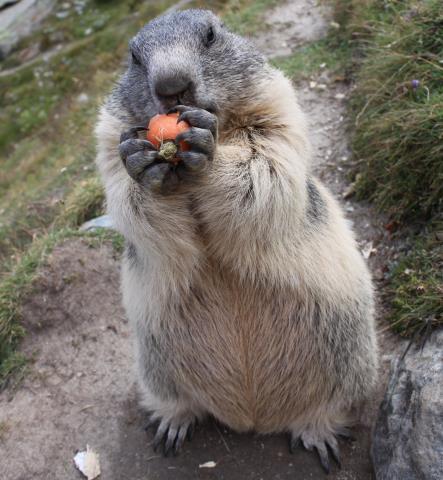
96 9 378 445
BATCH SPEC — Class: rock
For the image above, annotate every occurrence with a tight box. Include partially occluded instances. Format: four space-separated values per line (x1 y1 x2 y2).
0 0 54 59
0 0 20 9
80 214 114 232
76 92 89 103
372 329 443 480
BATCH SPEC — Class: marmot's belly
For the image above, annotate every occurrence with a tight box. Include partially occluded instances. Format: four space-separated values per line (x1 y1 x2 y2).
172 311 331 433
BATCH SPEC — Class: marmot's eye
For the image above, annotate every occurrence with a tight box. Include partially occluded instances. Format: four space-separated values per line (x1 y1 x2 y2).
206 26 216 46
131 51 141 66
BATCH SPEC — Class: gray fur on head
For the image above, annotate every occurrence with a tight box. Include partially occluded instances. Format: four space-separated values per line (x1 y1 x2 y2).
113 9 265 125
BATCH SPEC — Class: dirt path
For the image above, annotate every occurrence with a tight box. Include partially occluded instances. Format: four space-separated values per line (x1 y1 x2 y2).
0 2 402 479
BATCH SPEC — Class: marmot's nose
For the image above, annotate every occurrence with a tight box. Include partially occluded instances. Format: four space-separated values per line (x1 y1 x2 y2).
154 74 194 108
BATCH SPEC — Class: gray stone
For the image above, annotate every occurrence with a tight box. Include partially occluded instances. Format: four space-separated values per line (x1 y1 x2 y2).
0 0 54 59
80 214 114 232
372 329 443 480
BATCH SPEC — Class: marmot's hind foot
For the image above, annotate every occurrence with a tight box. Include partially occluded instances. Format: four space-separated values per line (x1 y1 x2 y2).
289 427 341 474
145 411 197 456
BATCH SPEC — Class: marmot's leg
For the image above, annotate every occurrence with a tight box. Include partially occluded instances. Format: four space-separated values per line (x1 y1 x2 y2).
288 407 351 473
135 334 205 456
143 391 203 456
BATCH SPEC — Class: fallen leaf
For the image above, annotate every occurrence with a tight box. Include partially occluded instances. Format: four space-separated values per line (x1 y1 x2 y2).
199 461 217 468
362 241 376 259
342 183 356 199
74 445 101 480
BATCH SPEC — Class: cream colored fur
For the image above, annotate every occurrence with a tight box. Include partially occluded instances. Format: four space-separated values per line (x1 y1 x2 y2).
95 66 378 440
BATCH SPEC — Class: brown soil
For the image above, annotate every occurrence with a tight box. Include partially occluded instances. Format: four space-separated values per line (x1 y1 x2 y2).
0 1 403 479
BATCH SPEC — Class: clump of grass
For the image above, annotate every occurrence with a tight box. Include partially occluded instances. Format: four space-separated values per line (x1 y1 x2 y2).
272 37 349 82
332 0 443 337
387 234 442 336
347 0 443 224
56 176 105 228
222 0 277 35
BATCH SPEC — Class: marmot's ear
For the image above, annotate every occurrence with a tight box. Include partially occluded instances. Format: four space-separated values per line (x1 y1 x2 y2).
128 39 142 67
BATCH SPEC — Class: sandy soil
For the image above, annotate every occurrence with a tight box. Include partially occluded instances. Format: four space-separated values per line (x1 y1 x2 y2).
0 1 402 479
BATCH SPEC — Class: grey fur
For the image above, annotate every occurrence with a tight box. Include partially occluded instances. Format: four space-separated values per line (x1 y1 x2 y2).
107 9 265 126
306 178 327 225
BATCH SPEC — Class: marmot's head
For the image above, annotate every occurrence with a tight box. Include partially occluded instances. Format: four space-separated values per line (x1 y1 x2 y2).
117 9 265 125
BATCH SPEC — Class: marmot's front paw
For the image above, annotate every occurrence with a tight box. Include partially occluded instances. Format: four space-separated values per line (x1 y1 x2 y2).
170 105 218 170
119 126 170 191
119 106 217 192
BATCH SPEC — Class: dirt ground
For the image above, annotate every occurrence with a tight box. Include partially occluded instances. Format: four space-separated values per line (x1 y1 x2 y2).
0 1 403 479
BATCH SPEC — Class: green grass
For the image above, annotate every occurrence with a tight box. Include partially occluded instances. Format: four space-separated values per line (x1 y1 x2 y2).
0 0 174 267
272 36 349 81
222 0 278 35
340 0 443 223
56 177 105 228
332 0 443 336
387 234 442 337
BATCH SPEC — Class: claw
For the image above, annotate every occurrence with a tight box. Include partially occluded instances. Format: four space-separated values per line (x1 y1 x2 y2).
187 421 195 441
164 426 178 456
326 438 341 468
153 419 169 453
315 443 330 474
167 105 191 115
289 434 301 454
120 126 148 143
148 413 196 455
175 128 214 159
119 138 156 162
174 422 191 454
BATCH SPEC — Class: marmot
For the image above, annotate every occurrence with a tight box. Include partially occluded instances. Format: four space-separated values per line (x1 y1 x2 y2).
95 9 378 472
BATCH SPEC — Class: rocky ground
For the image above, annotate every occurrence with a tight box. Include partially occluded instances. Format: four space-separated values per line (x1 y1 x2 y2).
0 1 405 479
